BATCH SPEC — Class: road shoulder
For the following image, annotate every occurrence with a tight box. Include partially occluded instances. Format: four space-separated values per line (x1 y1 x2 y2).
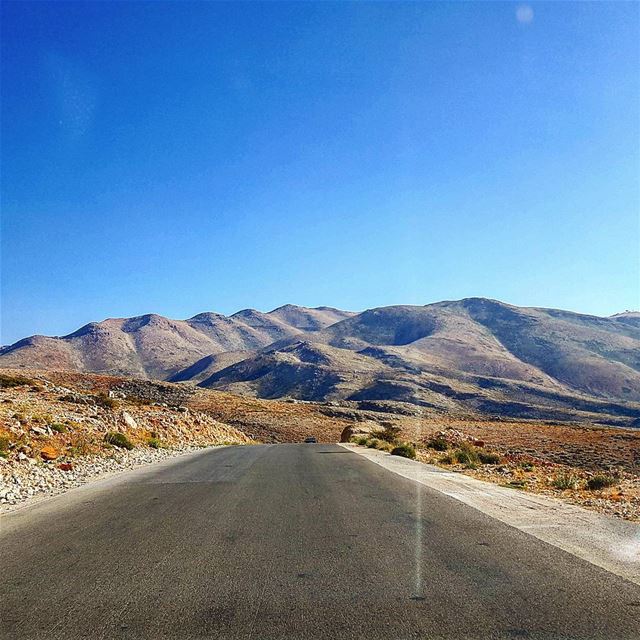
342 443 640 585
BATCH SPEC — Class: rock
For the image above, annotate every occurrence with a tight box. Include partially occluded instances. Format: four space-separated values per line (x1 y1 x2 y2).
57 463 73 471
40 446 60 461
30 425 48 436
121 412 138 429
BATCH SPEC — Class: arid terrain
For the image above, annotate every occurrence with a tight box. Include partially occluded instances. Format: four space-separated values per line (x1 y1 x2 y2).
1 368 639 520
2 299 640 428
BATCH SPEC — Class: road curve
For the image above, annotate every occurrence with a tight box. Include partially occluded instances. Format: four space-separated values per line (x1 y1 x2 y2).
1 443 639 639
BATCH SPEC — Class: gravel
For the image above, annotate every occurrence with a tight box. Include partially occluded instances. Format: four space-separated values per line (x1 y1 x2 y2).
0 446 215 513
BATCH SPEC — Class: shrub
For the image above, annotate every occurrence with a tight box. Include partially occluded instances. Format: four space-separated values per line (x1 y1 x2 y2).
391 443 416 459
374 424 402 444
425 437 449 451
351 435 368 446
147 437 162 449
453 442 480 468
586 474 618 491
0 435 10 452
552 472 581 490
104 431 134 450
0 373 35 388
477 450 501 465
49 423 67 433
366 438 382 449
95 392 118 409
439 452 455 465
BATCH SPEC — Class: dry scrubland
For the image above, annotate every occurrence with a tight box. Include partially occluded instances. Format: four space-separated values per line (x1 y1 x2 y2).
1 368 639 520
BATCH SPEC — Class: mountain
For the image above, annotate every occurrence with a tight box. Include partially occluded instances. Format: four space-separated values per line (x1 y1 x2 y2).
2 299 639 426
0 306 354 380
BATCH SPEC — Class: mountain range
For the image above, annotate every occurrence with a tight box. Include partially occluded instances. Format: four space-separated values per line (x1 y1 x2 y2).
2 298 640 426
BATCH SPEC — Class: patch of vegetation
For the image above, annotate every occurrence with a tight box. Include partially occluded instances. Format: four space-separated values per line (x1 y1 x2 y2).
435 442 500 469
0 435 11 452
95 392 118 409
128 396 152 406
147 437 163 449
504 480 527 490
391 443 416 459
366 438 382 449
0 373 36 388
104 431 134 450
551 472 581 490
477 450 501 465
68 435 93 457
373 423 402 444
0 450 8 459
586 474 619 491
425 436 449 451
351 435 369 445
49 423 67 434
452 442 480 468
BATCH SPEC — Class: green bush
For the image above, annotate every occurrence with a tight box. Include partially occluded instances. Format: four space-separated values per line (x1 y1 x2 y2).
366 438 382 449
425 437 449 451
147 437 162 449
453 442 480 468
104 431 134 450
49 423 67 433
374 424 402 444
0 435 10 452
391 443 416 459
551 472 581 490
586 474 618 491
477 450 501 465
439 452 455 465
351 435 369 446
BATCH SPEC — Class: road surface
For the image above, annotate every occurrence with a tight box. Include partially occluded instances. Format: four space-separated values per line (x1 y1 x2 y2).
2 443 640 639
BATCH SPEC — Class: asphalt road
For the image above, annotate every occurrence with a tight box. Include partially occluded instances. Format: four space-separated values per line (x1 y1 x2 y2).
2 444 640 639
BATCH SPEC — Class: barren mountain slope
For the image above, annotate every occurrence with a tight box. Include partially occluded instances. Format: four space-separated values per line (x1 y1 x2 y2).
198 299 640 422
3 299 640 423
0 306 345 379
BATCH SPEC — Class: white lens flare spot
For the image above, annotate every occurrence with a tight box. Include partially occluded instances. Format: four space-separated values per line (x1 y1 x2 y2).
516 4 534 24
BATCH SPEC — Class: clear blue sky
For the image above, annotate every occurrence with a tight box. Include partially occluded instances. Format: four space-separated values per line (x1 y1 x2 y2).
2 1 639 344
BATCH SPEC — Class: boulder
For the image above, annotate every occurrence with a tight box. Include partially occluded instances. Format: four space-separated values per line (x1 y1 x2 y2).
40 446 59 461
121 411 138 429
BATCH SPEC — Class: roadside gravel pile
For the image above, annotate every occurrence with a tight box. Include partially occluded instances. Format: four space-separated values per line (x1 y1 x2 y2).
0 445 210 512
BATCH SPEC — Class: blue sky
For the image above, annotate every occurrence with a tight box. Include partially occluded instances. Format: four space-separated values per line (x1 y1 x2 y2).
2 1 639 344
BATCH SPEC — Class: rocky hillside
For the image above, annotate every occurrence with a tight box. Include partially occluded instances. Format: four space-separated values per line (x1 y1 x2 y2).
0 306 354 379
2 299 640 424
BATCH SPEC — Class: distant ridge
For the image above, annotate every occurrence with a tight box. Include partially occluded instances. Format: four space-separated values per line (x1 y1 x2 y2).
2 299 639 426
